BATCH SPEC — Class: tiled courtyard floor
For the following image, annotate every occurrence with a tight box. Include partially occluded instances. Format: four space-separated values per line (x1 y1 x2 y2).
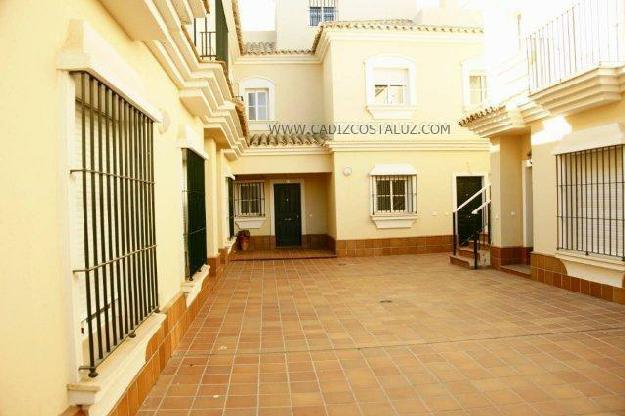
140 254 625 416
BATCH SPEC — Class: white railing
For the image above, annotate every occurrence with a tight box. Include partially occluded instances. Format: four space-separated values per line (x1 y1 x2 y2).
527 0 625 92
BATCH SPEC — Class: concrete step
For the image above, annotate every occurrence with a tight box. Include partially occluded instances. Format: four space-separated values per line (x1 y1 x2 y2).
450 249 491 269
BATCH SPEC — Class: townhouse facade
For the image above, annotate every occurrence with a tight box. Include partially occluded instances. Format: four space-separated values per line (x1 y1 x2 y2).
0 0 494 415
461 0 625 301
230 0 491 256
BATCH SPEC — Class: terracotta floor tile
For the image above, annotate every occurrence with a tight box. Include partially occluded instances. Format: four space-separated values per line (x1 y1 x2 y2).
139 254 625 416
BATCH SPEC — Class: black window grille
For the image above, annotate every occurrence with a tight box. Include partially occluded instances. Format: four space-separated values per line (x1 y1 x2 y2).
71 72 158 378
227 178 235 238
310 0 337 26
235 182 265 216
182 149 207 280
371 175 417 215
556 145 625 260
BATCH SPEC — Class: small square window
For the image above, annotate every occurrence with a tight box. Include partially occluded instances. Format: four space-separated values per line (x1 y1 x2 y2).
373 68 408 105
246 89 269 121
309 1 336 26
469 75 487 107
235 182 265 216
372 175 416 215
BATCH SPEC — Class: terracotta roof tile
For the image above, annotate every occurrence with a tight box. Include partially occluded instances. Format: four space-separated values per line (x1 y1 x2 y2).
458 105 506 127
247 133 327 147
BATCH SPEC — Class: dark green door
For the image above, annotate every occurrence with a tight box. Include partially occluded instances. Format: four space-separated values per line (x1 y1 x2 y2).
274 184 302 247
456 176 483 244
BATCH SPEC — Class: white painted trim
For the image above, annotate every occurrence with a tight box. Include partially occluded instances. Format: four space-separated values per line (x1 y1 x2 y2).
235 216 267 229
57 20 162 122
177 125 208 159
366 105 417 120
461 57 487 109
68 314 166 416
59 71 84 386
238 77 276 122
556 250 625 287
269 179 307 238
364 55 418 119
370 163 418 176
553 123 625 155
371 214 419 229
181 264 210 307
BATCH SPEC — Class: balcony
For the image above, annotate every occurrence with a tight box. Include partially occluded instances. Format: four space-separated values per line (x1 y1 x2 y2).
525 0 625 116
187 0 229 66
527 0 625 92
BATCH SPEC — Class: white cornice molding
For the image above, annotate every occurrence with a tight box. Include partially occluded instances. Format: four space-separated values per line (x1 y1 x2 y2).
242 147 331 156
529 66 625 117
57 20 163 122
461 105 528 137
326 139 490 152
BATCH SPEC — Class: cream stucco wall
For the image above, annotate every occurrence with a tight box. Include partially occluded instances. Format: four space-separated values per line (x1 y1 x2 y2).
326 36 483 133
0 0 207 414
333 150 490 239
233 174 330 238
530 99 625 256
273 0 480 51
233 63 324 128
489 134 530 248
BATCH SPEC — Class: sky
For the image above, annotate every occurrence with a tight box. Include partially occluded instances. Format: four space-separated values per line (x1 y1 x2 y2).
239 0 276 31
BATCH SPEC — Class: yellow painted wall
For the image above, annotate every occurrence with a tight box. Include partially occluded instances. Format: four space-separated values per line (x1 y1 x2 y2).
530 99 625 255
332 150 490 240
0 0 205 414
232 62 324 126
231 153 333 174
327 37 483 137
233 174 330 237
489 134 529 248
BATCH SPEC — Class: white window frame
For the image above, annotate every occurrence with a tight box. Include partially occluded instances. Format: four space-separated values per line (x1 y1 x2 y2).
235 181 264 217
374 73 407 106
309 1 337 26
373 176 413 214
238 77 276 129
462 58 488 110
468 73 488 107
365 56 417 119
246 89 269 122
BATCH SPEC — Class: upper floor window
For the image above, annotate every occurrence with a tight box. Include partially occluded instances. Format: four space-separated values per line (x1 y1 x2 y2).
365 56 417 119
239 77 276 124
310 0 337 26
469 74 487 107
374 68 408 106
247 89 269 121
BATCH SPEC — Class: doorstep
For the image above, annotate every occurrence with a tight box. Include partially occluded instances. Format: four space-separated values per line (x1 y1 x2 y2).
500 263 531 278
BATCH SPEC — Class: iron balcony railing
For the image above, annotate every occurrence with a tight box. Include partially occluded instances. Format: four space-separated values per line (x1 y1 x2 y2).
190 0 229 66
527 0 625 92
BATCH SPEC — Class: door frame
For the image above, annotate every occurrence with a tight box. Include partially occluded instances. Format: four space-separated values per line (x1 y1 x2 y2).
269 179 307 238
451 172 488 209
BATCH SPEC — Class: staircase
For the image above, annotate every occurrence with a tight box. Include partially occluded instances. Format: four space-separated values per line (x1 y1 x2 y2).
449 185 492 270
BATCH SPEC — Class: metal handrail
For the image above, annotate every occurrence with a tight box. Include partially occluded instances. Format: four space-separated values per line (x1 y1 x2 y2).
472 199 491 215
454 184 490 213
